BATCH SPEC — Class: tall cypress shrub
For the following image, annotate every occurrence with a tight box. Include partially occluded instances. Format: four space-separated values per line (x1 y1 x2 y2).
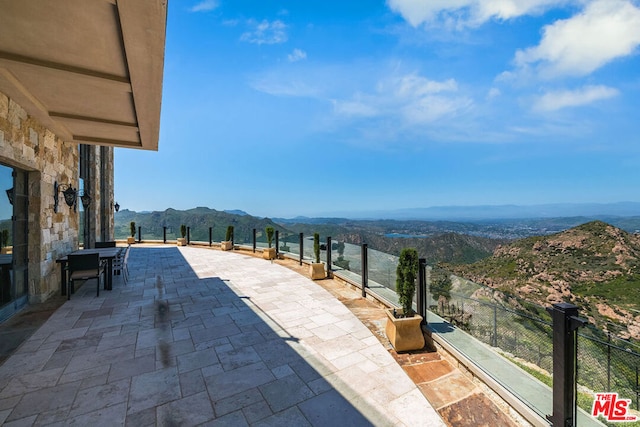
396 248 419 316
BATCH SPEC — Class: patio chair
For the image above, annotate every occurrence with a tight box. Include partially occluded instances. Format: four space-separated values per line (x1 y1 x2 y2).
113 245 130 284
67 253 106 300
122 244 131 282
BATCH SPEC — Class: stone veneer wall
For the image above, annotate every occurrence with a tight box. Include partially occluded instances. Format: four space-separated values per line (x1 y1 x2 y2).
0 90 114 303
102 146 115 241
81 145 114 248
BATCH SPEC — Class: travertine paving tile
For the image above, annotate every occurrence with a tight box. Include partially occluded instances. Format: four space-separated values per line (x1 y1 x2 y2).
6 381 79 422
213 387 264 417
298 389 373 426
127 367 181 414
68 378 130 418
259 373 314 413
156 391 215 426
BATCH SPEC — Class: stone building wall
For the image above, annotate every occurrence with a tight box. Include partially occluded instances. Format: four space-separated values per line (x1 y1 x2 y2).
0 90 114 303
104 147 115 240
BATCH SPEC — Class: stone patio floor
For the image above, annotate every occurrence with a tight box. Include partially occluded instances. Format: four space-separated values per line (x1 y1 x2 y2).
0 245 521 426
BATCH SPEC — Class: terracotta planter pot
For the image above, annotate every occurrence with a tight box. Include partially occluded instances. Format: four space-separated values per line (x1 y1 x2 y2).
309 262 325 280
221 241 233 251
385 308 425 352
263 247 276 260
127 237 135 244
177 237 187 246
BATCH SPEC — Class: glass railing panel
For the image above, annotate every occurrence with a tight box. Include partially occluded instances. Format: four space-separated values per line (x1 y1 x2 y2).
331 241 361 274
367 247 398 291
278 232 295 255
426 267 553 419
186 225 209 243
233 227 252 246
301 235 316 262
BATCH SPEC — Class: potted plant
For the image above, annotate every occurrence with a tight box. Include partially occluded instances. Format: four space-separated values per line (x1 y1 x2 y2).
127 221 136 244
385 248 425 352
177 224 187 246
263 226 276 260
221 225 234 251
0 229 9 254
309 232 325 280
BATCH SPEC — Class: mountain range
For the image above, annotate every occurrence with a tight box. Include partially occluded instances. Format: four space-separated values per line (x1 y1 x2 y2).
311 201 640 221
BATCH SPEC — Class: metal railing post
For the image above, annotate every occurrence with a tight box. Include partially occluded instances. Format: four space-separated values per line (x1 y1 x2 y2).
425 265 431 324
275 230 279 258
187 227 191 244
547 302 586 427
163 226 167 244
326 236 332 278
361 243 368 298
137 226 141 243
299 233 303 265
253 229 257 253
418 258 426 324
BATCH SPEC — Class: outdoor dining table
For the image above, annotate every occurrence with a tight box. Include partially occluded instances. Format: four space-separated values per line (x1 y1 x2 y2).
56 247 121 296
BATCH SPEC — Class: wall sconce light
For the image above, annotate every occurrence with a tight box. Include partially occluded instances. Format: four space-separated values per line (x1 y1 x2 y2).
114 201 120 212
54 181 76 213
80 192 92 209
54 181 92 212
5 187 14 205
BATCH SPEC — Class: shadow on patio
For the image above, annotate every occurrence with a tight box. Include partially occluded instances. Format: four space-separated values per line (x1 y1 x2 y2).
0 246 442 426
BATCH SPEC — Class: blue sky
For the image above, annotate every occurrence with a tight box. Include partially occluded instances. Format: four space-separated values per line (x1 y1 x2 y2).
114 0 640 218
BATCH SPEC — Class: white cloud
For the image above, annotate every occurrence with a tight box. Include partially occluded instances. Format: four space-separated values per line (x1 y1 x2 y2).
532 85 619 111
190 0 219 13
337 72 472 124
487 87 501 99
394 74 458 97
251 65 473 141
402 94 472 123
515 0 640 78
332 98 379 117
385 73 471 123
287 49 307 62
386 0 469 27
250 78 319 97
386 0 571 28
240 20 288 45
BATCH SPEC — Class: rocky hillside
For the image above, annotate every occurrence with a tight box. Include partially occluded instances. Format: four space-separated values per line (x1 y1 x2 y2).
447 221 640 338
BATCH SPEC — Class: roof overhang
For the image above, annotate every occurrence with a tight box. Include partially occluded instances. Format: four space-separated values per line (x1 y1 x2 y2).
0 0 167 151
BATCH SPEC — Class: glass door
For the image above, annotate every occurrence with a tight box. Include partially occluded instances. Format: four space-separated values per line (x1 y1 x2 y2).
0 166 28 322
0 165 12 312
